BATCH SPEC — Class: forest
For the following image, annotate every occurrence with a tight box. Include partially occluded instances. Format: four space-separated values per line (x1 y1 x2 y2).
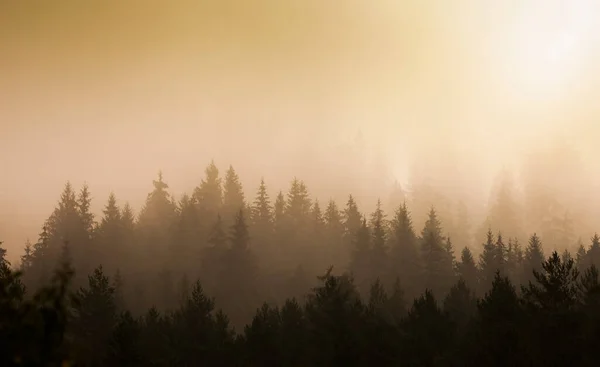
2 161 600 366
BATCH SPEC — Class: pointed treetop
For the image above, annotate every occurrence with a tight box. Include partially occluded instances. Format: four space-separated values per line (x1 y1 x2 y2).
153 170 169 191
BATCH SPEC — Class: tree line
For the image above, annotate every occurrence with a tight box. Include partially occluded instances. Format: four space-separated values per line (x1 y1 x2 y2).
2 161 600 365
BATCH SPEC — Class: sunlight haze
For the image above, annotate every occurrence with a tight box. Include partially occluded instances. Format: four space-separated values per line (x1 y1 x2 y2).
2 0 600 262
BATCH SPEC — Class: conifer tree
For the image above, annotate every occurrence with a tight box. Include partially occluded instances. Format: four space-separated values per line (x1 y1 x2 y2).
420 208 454 299
193 161 223 217
522 234 545 285
521 252 581 365
251 178 272 230
222 165 245 227
137 172 176 270
71 266 117 365
474 273 525 366
457 247 478 293
343 195 362 241
324 199 345 271
370 199 388 282
350 218 371 296
582 233 600 271
389 202 421 299
479 229 500 294
220 210 259 329
96 193 124 273
387 277 407 322
285 178 311 227
77 183 95 236
172 194 205 279
202 215 227 294
250 178 273 264
400 290 452 366
443 278 476 338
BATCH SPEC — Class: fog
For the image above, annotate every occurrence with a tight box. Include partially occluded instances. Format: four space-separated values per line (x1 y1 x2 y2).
2 0 600 262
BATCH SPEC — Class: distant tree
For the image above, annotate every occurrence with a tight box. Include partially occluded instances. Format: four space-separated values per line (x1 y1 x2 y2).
222 165 246 227
71 266 117 365
219 210 259 330
389 202 421 299
343 195 362 243
420 208 454 299
304 269 366 366
457 247 478 293
521 252 581 365
349 218 371 296
479 229 501 294
400 290 453 366
473 273 526 366
522 234 545 285
369 199 388 283
443 278 476 340
251 178 273 260
193 160 223 218
136 172 177 273
324 199 346 271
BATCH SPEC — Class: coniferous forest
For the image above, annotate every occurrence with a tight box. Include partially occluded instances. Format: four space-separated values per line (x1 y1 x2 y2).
3 162 600 366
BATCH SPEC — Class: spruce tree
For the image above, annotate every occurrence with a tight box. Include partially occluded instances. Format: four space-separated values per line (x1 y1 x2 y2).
583 233 600 271
349 218 371 296
389 202 421 299
522 234 545 285
479 229 500 294
420 208 453 299
193 161 223 216
324 199 346 271
222 165 245 227
343 195 362 241
457 247 478 293
369 199 388 283
220 210 259 329
96 193 124 274
251 178 272 230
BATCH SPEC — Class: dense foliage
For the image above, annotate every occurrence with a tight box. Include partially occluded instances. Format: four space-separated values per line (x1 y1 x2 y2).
3 163 600 366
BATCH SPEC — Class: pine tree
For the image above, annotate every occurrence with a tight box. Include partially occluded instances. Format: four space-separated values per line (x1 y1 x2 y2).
285 178 311 228
583 233 600 271
350 218 371 296
387 277 407 322
457 247 478 293
71 266 117 365
193 161 223 217
222 165 245 227
343 195 362 241
576 239 587 270
443 278 476 337
220 210 259 329
420 208 453 299
78 183 95 235
137 172 176 269
202 215 227 294
324 199 346 271
520 252 581 365
389 202 421 299
479 229 500 294
251 178 272 230
370 199 388 282
401 290 453 366
522 234 545 285
474 273 525 366
96 193 124 274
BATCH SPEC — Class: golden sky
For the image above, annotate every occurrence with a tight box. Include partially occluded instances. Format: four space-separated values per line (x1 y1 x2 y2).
2 1 600 257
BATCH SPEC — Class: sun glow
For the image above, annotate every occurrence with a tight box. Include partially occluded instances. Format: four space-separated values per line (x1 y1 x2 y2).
500 0 596 100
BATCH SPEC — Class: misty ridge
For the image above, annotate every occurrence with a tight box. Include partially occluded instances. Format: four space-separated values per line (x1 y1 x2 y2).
2 153 600 365
4 1 600 365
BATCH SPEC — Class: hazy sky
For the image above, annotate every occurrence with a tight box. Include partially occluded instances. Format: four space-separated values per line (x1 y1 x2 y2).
2 1 600 258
